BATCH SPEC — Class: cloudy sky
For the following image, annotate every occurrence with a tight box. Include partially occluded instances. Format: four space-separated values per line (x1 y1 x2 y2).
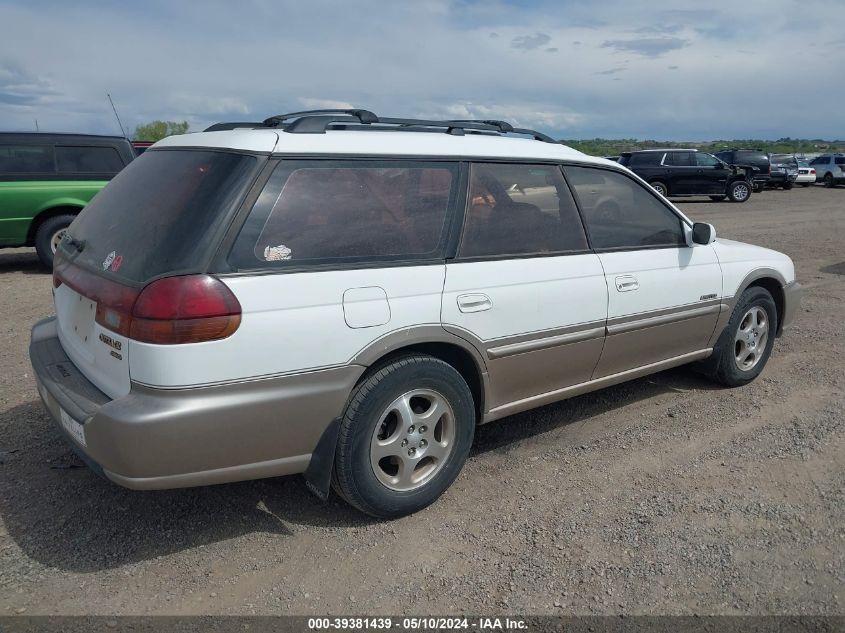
1 0 842 141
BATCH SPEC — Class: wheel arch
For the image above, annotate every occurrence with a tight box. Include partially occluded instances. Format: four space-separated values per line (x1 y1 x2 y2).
351 330 488 425
734 269 787 336
26 205 83 246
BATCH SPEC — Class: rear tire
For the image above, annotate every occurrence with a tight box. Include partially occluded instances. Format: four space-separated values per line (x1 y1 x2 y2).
34 214 76 269
332 354 475 518
728 180 751 203
709 195 726 201
824 173 834 188
710 287 777 387
650 181 668 197
801 183 810 187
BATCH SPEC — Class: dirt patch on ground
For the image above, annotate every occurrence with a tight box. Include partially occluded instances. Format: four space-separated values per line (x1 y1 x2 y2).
0 186 842 615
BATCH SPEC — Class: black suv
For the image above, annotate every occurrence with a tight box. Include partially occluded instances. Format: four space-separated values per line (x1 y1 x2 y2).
618 149 753 203
712 149 774 191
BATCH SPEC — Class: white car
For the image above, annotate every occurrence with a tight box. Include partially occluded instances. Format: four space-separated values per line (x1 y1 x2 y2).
796 160 817 186
30 110 801 518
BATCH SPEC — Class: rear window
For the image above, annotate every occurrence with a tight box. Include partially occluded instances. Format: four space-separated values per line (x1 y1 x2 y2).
229 160 457 269
734 151 769 165
0 144 54 173
627 152 663 166
63 149 259 283
56 146 124 173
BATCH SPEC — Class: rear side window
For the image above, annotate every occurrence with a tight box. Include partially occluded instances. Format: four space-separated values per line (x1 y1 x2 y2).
229 160 457 268
565 166 685 250
459 163 587 258
0 144 54 173
628 153 663 166
65 150 259 283
664 152 692 167
835 157 845 165
56 146 124 173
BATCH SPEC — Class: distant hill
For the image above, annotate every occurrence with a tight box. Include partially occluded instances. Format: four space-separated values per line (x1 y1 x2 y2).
560 138 845 157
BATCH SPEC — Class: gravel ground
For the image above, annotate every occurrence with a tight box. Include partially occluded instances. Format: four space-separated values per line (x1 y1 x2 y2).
0 185 842 616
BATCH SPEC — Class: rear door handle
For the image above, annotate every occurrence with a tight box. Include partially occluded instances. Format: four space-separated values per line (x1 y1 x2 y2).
457 293 492 313
615 275 639 292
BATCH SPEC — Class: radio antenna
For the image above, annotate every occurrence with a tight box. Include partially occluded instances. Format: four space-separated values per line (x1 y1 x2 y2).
107 93 128 138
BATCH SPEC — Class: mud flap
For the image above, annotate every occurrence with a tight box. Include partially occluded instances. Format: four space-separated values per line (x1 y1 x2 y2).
303 417 342 501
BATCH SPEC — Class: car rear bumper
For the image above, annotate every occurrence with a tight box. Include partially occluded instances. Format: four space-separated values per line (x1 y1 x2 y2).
30 317 363 490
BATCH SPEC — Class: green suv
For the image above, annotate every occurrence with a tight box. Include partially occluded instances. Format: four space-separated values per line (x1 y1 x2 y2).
0 133 135 267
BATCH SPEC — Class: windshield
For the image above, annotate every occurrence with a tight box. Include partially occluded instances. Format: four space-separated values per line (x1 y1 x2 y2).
62 149 259 284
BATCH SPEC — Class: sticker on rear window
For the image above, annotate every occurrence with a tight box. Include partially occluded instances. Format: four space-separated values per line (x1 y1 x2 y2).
263 244 292 261
102 251 116 270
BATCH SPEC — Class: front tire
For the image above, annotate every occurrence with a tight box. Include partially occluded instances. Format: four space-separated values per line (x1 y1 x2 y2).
711 287 777 387
801 183 810 187
333 354 475 518
728 180 751 203
783 181 793 190
34 214 76 269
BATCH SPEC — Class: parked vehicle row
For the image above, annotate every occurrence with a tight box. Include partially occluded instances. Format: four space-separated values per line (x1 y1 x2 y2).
29 109 801 518
617 148 842 202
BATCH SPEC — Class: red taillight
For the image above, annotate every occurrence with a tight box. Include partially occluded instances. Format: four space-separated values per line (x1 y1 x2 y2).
810 169 816 174
54 254 139 337
130 275 241 344
53 255 240 344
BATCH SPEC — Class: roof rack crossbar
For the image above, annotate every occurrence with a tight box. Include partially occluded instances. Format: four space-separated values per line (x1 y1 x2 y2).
206 109 557 143
262 109 379 127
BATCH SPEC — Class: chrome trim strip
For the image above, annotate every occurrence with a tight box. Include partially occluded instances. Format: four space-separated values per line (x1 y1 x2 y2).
487 326 605 359
606 304 724 336
484 348 712 422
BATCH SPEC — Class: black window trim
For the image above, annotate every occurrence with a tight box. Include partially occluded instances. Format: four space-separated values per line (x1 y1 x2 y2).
563 163 690 254
220 156 465 274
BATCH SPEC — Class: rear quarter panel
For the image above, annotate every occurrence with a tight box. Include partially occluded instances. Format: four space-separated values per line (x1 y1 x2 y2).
0 180 105 245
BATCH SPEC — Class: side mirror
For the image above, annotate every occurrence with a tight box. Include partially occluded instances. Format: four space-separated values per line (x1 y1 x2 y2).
692 222 716 245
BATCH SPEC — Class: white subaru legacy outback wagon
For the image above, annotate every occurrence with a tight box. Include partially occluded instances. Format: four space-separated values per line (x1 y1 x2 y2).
30 109 801 518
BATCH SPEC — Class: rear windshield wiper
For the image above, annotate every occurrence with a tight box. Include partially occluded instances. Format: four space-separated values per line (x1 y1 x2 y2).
64 234 86 253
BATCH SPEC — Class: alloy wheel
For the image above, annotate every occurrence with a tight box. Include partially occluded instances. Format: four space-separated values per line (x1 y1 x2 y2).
734 306 769 371
370 389 455 491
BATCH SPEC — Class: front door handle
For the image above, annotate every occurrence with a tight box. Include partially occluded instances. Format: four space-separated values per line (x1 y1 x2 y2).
457 293 492 313
615 275 639 292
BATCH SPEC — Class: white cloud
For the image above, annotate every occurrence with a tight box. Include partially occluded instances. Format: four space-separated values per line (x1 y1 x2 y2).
0 0 841 140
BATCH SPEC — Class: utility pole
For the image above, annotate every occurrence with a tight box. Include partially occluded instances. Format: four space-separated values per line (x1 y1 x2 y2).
107 93 128 138
35 119 39 131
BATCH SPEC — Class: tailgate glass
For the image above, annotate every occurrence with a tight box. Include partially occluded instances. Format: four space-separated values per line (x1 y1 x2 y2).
60 149 258 284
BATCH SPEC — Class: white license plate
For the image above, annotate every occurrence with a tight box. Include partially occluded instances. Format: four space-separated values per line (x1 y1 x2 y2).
60 407 87 447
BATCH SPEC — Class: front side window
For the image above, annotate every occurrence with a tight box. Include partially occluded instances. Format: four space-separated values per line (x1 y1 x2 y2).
56 146 124 173
0 144 54 174
459 163 588 258
230 160 457 268
565 166 685 250
696 152 721 167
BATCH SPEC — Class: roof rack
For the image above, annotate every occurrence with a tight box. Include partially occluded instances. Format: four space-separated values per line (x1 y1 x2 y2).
203 109 556 143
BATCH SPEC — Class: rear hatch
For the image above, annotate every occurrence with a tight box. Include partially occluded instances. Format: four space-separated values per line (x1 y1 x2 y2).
53 148 261 399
